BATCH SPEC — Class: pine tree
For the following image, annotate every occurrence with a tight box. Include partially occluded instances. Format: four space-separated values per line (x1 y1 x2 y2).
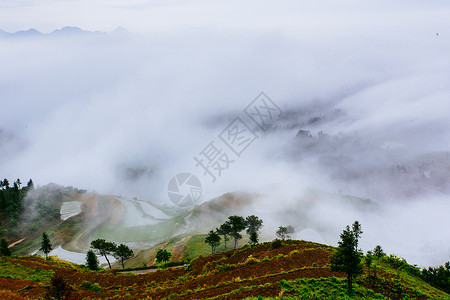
86 250 99 270
0 239 11 256
330 222 363 294
114 244 134 269
27 179 34 190
90 239 117 269
40 232 53 260
373 245 386 258
2 179 9 189
352 221 363 248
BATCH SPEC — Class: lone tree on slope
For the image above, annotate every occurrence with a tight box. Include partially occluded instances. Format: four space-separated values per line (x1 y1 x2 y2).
40 232 53 260
373 245 386 258
245 215 263 245
227 216 247 249
86 249 99 270
276 226 291 240
205 230 221 254
114 244 134 269
330 221 363 294
91 239 117 269
155 248 171 266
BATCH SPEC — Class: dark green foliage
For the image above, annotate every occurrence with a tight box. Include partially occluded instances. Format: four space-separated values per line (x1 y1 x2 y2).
1 179 9 189
45 273 72 300
27 179 34 190
90 239 117 269
249 231 259 245
270 239 283 249
25 185 63 222
0 178 30 227
40 232 53 260
276 226 289 240
86 249 99 270
227 215 247 249
156 248 172 264
352 221 362 248
114 244 134 269
0 179 76 242
245 215 263 235
278 277 388 299
373 245 386 258
0 238 11 256
421 261 450 293
81 281 101 292
365 250 373 277
330 221 363 294
205 230 221 254
276 225 294 240
381 254 421 277
217 222 232 249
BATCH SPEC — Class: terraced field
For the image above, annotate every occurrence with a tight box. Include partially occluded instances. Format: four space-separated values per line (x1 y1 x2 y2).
1 240 448 299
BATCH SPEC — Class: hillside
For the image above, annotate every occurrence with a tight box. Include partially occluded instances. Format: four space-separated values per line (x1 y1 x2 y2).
5 184 378 266
1 240 448 299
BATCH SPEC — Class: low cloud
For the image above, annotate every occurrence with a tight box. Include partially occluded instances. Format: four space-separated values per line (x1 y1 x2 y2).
1 0 450 266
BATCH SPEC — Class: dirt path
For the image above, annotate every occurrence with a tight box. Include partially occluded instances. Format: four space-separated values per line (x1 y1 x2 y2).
8 238 26 248
66 194 126 252
118 265 186 275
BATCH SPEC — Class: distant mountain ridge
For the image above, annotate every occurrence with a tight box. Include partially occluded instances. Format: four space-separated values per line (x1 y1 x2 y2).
0 26 128 38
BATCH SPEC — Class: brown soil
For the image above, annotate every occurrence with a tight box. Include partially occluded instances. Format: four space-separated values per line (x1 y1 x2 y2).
171 236 191 261
2 241 342 299
107 196 125 225
74 193 98 219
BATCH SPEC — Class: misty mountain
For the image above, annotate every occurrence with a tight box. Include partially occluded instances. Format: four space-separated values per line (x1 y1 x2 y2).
50 26 106 36
2 0 449 271
0 26 115 38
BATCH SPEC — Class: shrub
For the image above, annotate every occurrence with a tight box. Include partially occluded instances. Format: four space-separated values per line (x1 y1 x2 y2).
382 254 421 277
81 281 101 292
45 273 72 300
279 279 293 289
270 239 283 249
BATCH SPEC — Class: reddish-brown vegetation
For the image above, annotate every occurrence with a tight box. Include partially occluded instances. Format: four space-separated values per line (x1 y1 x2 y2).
1 240 447 299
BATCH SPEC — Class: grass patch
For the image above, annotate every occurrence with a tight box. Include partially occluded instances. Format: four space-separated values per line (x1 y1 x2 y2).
0 260 54 283
183 234 213 260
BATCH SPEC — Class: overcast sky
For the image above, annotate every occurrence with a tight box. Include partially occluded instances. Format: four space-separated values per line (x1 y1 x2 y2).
0 0 449 33
1 0 450 266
